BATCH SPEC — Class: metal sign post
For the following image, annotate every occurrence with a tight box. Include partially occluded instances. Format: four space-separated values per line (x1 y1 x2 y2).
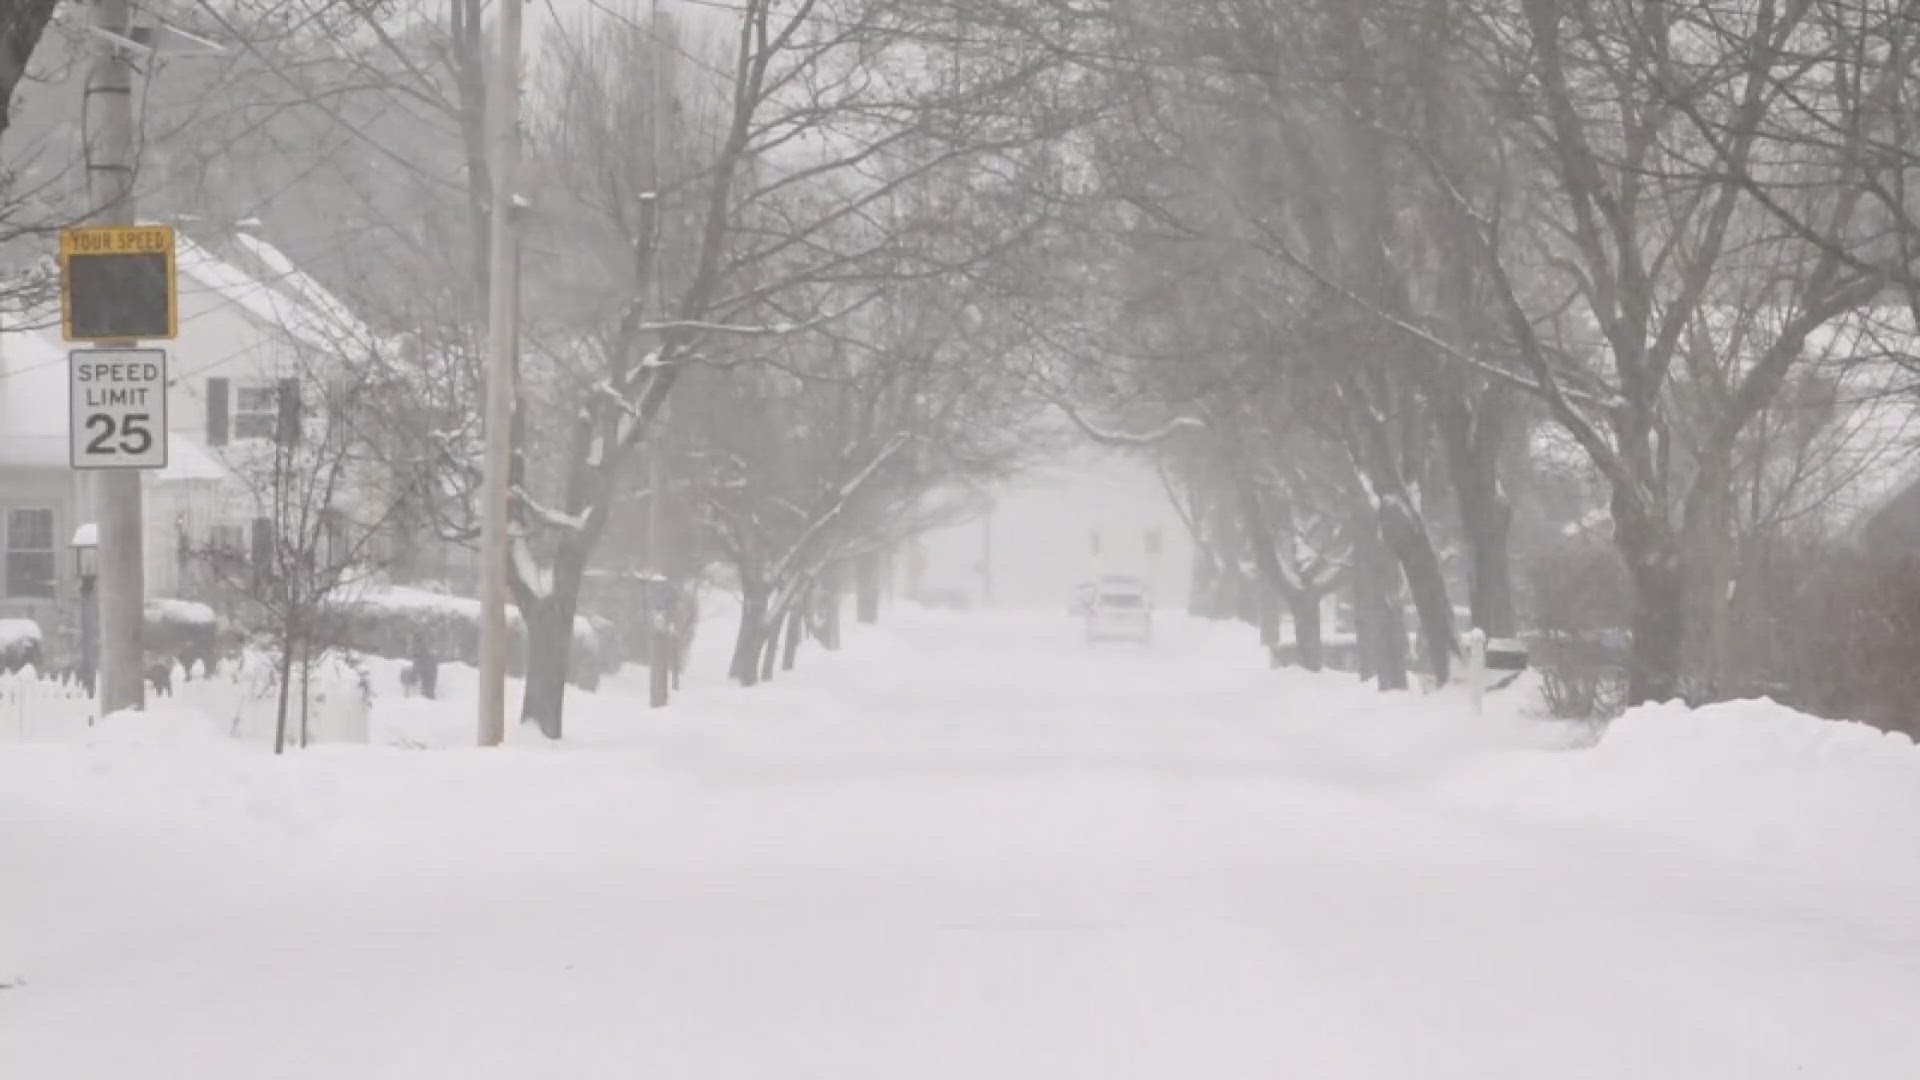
69 348 168 470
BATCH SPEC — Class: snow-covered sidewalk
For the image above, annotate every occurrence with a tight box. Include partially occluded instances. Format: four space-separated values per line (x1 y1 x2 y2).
5 609 1918 1079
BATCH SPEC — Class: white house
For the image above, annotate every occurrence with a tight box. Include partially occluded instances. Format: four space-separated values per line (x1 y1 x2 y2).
913 449 1196 611
0 224 383 652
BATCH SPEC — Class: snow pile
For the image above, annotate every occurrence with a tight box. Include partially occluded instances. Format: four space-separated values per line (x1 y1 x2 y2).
352 585 601 639
1593 699 1920 879
0 618 39 650
145 597 217 626
357 584 483 618
0 618 41 671
78 707 235 749
6 611 1920 1077
1453 697 1920 893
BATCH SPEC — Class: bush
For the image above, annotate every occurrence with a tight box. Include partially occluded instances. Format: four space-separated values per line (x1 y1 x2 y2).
0 618 43 673
335 589 478 665
1771 555 1920 740
144 599 227 670
336 588 617 690
1524 552 1631 720
1531 632 1630 721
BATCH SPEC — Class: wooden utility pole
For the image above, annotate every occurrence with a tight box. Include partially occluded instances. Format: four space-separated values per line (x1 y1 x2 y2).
87 0 144 715
478 0 525 747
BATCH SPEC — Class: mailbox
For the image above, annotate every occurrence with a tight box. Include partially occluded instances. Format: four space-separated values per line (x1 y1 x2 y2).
1485 638 1530 672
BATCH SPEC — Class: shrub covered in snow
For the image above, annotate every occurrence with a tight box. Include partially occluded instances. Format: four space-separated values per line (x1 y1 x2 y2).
0 618 42 673
336 587 616 688
335 587 479 664
143 599 228 670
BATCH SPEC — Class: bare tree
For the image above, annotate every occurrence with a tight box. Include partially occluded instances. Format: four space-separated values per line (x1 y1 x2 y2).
1405 0 1890 702
195 340 412 754
0 0 58 151
677 279 1039 686
483 0 1063 733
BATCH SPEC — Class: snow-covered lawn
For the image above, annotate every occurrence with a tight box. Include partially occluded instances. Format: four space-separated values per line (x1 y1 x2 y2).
4 609 1918 1078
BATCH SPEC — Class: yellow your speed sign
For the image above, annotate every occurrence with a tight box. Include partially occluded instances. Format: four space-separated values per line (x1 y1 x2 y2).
60 225 178 342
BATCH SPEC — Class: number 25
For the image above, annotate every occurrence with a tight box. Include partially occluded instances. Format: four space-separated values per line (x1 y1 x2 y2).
85 413 153 456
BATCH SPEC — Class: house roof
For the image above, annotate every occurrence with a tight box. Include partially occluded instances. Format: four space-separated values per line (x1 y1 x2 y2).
8 223 383 372
1 224 376 471
175 232 378 361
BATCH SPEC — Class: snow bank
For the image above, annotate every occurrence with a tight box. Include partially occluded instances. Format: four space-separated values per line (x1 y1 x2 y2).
1452 697 1920 893
1595 698 1920 874
145 598 217 626
0 618 41 673
0 618 40 650
80 707 234 749
352 586 601 639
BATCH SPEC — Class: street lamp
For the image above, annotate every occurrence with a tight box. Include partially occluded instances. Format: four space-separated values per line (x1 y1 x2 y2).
71 523 99 693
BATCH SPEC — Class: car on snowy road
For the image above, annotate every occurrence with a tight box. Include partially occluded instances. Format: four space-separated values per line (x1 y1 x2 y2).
1083 585 1153 645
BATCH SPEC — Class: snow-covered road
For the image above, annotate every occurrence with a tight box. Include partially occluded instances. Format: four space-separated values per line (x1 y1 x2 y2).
5 610 1919 1078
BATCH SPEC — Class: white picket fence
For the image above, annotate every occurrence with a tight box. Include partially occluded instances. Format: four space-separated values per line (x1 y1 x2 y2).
0 655 369 746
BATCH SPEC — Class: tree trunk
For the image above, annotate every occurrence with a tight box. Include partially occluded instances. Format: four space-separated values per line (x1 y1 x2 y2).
414 646 439 700
1463 492 1515 637
648 586 673 709
0 3 60 150
1352 572 1377 682
782 600 805 671
1352 514 1409 691
1442 412 1517 638
1378 500 1458 686
1378 579 1410 691
731 579 769 685
272 631 296 756
1681 476 1736 700
298 646 312 749
510 428 617 739
673 588 697 690
1432 275 1519 640
520 603 572 739
820 582 843 650
855 551 882 624
1625 544 1688 705
1188 547 1216 617
518 531 593 740
1285 590 1325 672
1257 586 1282 666
759 613 780 683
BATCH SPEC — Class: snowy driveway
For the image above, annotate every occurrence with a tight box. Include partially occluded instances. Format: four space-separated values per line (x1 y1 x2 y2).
5 610 1919 1078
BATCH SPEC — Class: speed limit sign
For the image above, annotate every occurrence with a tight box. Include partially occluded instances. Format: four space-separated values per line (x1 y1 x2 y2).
69 348 168 470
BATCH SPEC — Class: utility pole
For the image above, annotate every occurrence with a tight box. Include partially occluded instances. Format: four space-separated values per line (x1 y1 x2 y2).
87 0 144 715
478 0 525 747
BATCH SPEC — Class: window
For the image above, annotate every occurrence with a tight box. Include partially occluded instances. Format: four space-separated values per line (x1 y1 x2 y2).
217 378 302 444
234 382 281 441
210 523 248 557
4 508 56 599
